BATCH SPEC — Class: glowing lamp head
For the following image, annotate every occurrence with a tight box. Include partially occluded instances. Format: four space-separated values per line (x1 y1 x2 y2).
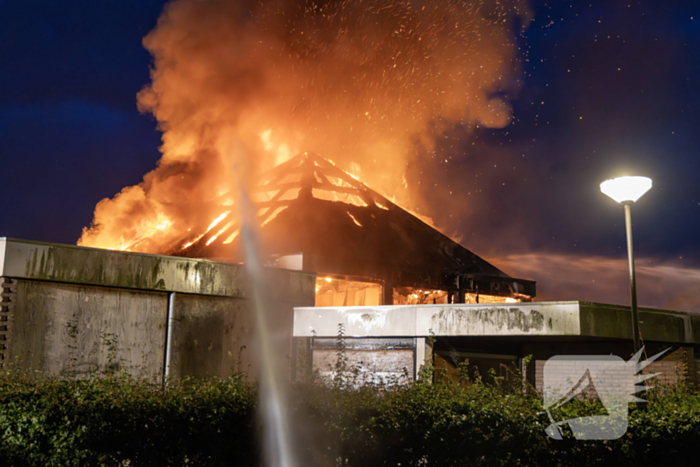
600 176 652 204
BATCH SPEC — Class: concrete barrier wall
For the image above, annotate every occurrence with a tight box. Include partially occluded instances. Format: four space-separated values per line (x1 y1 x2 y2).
0 238 316 381
10 278 167 379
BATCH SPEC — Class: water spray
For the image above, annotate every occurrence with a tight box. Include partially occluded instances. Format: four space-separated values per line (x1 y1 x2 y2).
234 161 297 467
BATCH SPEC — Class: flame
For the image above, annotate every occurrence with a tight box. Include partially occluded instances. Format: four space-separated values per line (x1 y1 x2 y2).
102 149 450 255
252 191 279 203
89 142 442 253
206 220 235 246
184 152 450 254
275 144 291 166
312 188 368 207
178 212 230 250
325 176 354 189
180 237 200 250
347 212 362 227
261 206 287 227
279 173 303 184
103 213 173 252
223 229 240 244
260 128 294 166
278 188 301 201
207 212 230 231
260 129 273 150
397 288 449 305
464 293 524 304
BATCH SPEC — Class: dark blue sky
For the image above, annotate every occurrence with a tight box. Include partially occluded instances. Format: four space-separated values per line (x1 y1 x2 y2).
1 0 699 269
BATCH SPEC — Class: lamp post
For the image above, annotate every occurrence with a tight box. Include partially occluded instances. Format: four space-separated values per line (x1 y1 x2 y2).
600 176 652 353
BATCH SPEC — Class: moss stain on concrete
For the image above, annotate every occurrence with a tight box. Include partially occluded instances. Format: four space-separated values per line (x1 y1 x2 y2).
7 239 313 299
431 307 546 334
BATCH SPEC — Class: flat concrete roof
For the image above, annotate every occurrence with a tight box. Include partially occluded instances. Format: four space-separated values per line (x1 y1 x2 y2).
293 302 700 345
0 238 315 300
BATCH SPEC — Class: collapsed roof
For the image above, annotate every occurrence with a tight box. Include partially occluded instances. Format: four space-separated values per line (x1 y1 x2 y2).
169 152 535 298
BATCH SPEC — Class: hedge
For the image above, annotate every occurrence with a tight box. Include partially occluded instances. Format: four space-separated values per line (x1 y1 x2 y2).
0 368 698 466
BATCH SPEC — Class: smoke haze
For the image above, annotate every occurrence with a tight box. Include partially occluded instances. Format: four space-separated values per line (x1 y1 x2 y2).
490 253 700 313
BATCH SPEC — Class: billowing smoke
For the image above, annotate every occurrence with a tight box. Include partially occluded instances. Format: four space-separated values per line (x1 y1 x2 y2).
79 0 532 252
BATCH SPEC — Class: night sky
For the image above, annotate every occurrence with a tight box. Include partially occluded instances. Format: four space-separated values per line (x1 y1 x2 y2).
2 1 699 308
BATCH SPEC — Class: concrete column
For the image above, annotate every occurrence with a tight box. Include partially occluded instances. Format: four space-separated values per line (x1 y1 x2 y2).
382 275 394 305
415 337 434 381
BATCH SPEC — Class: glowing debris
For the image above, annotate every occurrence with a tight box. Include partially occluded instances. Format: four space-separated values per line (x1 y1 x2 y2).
347 212 363 226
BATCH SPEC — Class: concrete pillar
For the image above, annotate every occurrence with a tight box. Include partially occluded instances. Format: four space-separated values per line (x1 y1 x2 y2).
382 275 394 305
415 337 434 381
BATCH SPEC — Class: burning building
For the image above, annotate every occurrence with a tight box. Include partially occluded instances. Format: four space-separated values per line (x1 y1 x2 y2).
157 152 536 307
71 0 539 308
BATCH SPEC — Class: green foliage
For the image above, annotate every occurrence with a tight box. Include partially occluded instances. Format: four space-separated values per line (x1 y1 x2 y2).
0 370 256 466
0 368 699 466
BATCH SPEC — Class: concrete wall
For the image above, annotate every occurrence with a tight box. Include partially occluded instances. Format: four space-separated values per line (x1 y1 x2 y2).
294 302 700 390
10 278 167 379
294 302 700 344
169 286 308 380
0 238 316 381
169 293 245 380
294 302 582 338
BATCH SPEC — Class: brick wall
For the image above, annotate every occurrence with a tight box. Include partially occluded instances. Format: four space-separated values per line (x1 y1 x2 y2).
645 347 686 387
532 346 693 395
693 346 700 387
0 278 15 369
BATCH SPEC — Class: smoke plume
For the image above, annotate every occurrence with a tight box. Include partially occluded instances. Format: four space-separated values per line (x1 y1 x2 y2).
79 0 532 252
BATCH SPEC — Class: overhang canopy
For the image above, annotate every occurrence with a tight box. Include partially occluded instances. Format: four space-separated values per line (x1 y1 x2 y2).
293 301 700 345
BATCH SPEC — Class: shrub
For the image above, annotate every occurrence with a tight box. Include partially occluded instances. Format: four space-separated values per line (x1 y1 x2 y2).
0 367 699 466
0 370 257 466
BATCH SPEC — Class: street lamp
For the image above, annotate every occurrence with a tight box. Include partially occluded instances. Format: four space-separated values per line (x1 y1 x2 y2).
600 176 652 353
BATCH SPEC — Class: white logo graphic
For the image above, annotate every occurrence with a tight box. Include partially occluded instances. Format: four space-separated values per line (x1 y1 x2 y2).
542 348 668 440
